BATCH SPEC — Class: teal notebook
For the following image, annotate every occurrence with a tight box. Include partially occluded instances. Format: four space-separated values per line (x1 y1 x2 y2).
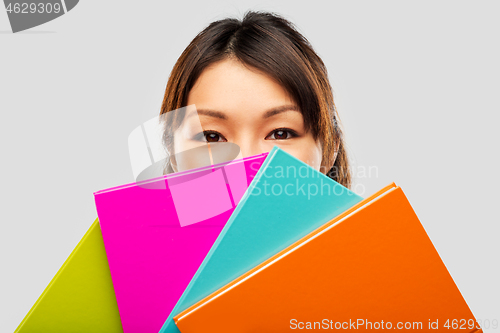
159 147 363 333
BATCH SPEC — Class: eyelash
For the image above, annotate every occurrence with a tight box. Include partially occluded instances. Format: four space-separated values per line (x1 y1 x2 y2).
265 128 298 140
200 130 227 142
195 128 298 142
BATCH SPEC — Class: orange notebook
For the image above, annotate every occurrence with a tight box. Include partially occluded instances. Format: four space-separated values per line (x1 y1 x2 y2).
174 183 482 332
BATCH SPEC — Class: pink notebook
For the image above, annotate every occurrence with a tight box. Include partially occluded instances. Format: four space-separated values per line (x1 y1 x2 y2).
94 153 267 333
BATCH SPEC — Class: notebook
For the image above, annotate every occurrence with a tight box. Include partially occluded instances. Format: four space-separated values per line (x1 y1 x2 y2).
15 218 122 333
174 183 482 333
160 146 363 333
93 153 267 333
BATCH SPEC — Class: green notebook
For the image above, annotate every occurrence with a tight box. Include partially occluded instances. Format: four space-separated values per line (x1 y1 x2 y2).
15 218 123 333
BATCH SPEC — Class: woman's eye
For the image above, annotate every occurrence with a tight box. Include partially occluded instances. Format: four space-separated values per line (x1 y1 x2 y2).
266 129 297 140
204 131 227 142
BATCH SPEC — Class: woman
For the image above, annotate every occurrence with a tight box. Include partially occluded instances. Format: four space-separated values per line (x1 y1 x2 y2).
160 11 351 189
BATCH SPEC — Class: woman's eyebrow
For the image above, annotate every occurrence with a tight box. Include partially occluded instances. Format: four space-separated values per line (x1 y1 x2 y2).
195 105 299 120
263 105 300 118
196 109 228 120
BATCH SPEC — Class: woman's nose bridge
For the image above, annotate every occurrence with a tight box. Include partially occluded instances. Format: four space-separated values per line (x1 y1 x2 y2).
233 136 263 158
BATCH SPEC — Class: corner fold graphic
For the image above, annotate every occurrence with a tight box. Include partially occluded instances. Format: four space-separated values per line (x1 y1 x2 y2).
3 0 79 33
64 0 78 11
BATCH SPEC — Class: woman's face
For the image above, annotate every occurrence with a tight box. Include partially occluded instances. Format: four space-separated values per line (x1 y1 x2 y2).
173 58 324 173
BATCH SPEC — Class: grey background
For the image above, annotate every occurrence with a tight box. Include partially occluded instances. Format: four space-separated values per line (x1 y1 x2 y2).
1 1 498 332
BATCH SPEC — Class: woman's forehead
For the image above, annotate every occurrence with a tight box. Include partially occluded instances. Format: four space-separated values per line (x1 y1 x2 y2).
187 58 298 116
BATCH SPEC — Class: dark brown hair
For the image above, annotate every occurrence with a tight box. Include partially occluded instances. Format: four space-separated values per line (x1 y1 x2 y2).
160 11 351 188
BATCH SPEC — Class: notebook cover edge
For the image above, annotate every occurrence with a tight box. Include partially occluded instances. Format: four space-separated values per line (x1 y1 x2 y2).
14 218 101 333
174 183 397 322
